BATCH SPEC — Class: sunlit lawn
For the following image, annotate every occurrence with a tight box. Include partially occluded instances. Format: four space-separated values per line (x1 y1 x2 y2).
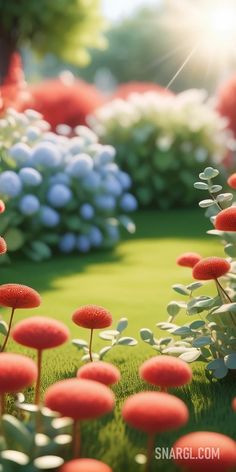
1 209 235 471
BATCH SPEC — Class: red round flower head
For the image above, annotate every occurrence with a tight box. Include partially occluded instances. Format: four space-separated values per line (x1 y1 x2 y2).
72 305 112 330
0 353 37 393
0 237 7 255
192 257 230 280
12 316 70 351
139 355 192 389
215 207 236 232
45 378 115 420
0 284 41 309
232 397 236 412
122 392 188 434
77 361 120 386
59 458 112 472
0 200 5 214
173 432 236 472
176 252 202 268
227 173 236 190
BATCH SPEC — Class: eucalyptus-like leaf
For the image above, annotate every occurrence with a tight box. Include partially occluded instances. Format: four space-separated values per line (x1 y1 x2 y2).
199 167 219 180
81 353 100 362
99 330 119 341
189 320 205 330
206 358 225 370
212 303 236 314
163 346 195 355
216 193 233 203
224 244 236 258
2 415 32 451
167 302 181 318
1 450 29 465
179 349 201 362
33 455 64 470
224 353 236 369
0 320 8 336
172 284 190 296
194 182 209 190
207 229 224 236
156 322 179 332
117 337 137 346
192 336 213 347
199 199 215 208
159 337 173 346
116 317 128 333
35 434 50 447
186 282 204 292
213 364 228 379
54 434 72 445
172 326 192 335
140 328 155 344
52 417 73 430
71 339 88 349
209 185 222 193
99 346 112 359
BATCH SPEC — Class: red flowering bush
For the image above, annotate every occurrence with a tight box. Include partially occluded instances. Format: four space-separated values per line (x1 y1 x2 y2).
217 74 236 139
0 283 41 309
24 78 105 131
111 81 172 100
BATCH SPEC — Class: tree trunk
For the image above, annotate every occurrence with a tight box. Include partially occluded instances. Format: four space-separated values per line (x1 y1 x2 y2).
0 32 16 85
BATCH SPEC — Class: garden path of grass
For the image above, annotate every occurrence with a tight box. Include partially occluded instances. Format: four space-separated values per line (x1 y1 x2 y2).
1 209 236 471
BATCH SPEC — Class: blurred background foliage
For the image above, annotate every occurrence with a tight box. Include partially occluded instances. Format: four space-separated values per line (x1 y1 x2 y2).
22 2 234 94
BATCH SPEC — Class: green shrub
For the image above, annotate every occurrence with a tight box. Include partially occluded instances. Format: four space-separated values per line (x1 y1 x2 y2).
90 90 232 208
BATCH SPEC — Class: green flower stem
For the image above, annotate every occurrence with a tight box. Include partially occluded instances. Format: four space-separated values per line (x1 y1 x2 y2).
145 434 155 472
72 420 80 458
34 350 43 405
89 329 94 362
1 307 15 352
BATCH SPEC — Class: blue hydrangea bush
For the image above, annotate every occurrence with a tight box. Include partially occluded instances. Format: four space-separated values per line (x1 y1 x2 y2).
90 90 234 208
0 109 137 261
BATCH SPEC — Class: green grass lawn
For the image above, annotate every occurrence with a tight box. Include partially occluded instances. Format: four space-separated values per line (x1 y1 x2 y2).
1 209 236 471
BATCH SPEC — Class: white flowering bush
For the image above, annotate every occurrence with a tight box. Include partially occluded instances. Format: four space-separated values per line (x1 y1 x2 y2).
90 90 234 208
0 109 137 261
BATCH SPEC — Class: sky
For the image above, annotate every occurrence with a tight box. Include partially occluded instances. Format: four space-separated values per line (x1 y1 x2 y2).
102 0 159 21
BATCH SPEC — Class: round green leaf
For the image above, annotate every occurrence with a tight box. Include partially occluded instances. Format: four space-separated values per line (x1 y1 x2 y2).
116 317 128 333
1 450 29 465
224 353 236 369
117 337 137 346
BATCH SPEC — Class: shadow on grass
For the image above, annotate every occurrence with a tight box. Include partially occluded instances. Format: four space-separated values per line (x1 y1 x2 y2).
0 209 210 294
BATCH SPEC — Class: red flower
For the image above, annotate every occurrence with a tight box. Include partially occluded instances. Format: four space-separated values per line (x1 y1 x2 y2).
12 316 70 350
192 257 230 280
173 432 236 471
227 173 236 189
122 392 188 434
72 305 112 330
139 356 192 389
0 353 37 393
215 207 236 232
45 378 115 420
0 200 5 214
176 252 202 268
0 284 41 309
0 237 7 255
59 459 112 472
77 361 120 386
217 74 236 139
